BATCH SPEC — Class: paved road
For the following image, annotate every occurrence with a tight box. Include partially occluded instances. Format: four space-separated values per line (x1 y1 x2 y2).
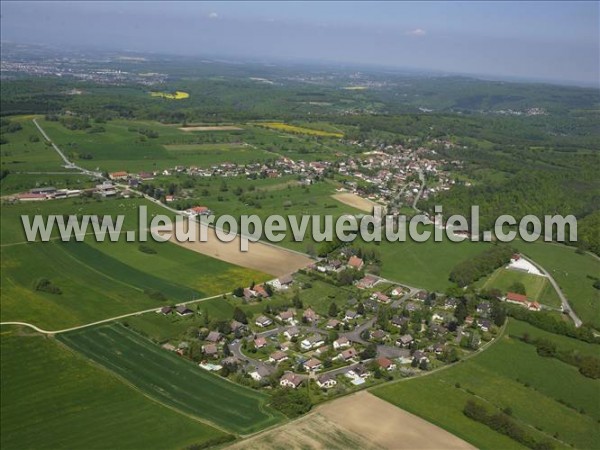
521 254 583 327
412 169 426 211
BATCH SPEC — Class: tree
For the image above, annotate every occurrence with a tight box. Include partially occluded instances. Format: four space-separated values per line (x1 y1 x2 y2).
328 302 338 317
223 342 231 357
233 307 248 324
357 302 365 315
232 287 244 298
455 299 468 324
491 301 507 327
361 343 377 360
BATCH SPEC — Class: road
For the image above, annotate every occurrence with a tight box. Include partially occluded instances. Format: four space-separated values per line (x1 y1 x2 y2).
0 292 228 335
412 169 425 211
520 254 583 327
32 118 103 177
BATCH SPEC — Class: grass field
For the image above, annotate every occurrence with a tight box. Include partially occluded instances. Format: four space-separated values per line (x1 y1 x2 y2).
481 268 562 307
0 329 228 450
58 324 284 434
0 172 95 196
515 242 600 328
372 319 600 450
361 229 491 292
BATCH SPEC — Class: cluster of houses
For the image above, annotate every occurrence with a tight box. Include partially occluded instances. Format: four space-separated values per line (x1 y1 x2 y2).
11 186 83 202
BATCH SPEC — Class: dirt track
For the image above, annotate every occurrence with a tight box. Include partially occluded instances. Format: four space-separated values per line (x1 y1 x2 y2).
161 223 312 277
332 193 380 213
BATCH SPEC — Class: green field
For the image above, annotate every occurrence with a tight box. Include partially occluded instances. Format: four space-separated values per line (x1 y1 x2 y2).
362 230 491 292
1 197 269 330
0 329 228 450
515 242 600 328
372 319 600 450
58 324 284 434
481 268 562 307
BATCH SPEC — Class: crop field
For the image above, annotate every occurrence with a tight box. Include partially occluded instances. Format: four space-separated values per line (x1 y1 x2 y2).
480 268 561 307
0 329 228 450
331 192 380 212
0 197 269 330
150 90 190 99
58 324 284 434
164 142 275 165
515 242 600 328
255 122 344 138
372 319 600 450
179 125 243 131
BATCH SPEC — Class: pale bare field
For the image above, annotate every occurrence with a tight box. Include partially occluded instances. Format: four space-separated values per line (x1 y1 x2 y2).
231 391 475 450
159 223 312 277
178 125 243 131
332 192 380 213
228 413 380 450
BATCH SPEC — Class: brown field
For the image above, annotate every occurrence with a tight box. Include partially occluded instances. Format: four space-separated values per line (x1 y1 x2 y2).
159 223 312 277
231 391 475 450
178 125 243 131
332 193 381 213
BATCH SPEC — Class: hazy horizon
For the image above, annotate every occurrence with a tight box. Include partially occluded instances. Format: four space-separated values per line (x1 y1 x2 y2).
1 1 598 87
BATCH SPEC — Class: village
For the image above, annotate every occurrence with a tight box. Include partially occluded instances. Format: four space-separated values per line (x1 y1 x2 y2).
152 250 542 398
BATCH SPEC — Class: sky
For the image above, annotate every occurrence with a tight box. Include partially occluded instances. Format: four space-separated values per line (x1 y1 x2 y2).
1 1 598 86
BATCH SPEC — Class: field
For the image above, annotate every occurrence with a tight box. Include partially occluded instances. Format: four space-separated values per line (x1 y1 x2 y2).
179 125 243 131
255 122 344 138
164 224 313 277
58 324 284 434
164 142 275 166
372 319 600 450
361 228 491 292
480 268 561 307
232 391 475 450
1 198 269 330
0 329 228 450
331 192 380 213
150 90 190 99
515 241 600 328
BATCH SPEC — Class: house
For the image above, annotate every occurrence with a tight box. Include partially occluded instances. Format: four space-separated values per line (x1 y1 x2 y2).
433 343 446 355
159 306 173 315
269 274 293 290
280 372 303 388
315 345 329 356
373 291 391 304
333 336 351 350
269 351 288 364
414 290 428 301
326 319 341 329
348 255 364 270
377 357 396 371
391 286 405 297
254 337 267 348
284 326 300 340
356 275 378 289
505 292 529 307
187 205 211 216
255 315 273 328
444 298 458 310
478 319 492 332
528 301 542 312
396 334 414 348
304 358 322 372
254 285 270 298
230 320 246 333
277 310 295 324
202 344 218 357
370 329 388 341
338 347 358 361
176 305 193 316
413 350 429 363
391 316 409 328
205 331 221 343
350 364 370 379
476 302 491 316
344 310 359 321
138 172 154 181
109 171 128 180
165 195 175 203
405 302 421 312
316 374 337 389
303 308 318 323
464 316 475 326
249 365 272 381
301 335 325 350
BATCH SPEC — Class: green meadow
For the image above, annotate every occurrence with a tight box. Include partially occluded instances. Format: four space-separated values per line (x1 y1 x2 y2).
372 319 600 450
480 267 562 307
515 242 600 328
58 324 284 434
0 329 228 450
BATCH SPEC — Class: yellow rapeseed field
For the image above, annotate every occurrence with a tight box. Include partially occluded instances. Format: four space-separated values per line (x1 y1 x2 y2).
150 90 190 100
